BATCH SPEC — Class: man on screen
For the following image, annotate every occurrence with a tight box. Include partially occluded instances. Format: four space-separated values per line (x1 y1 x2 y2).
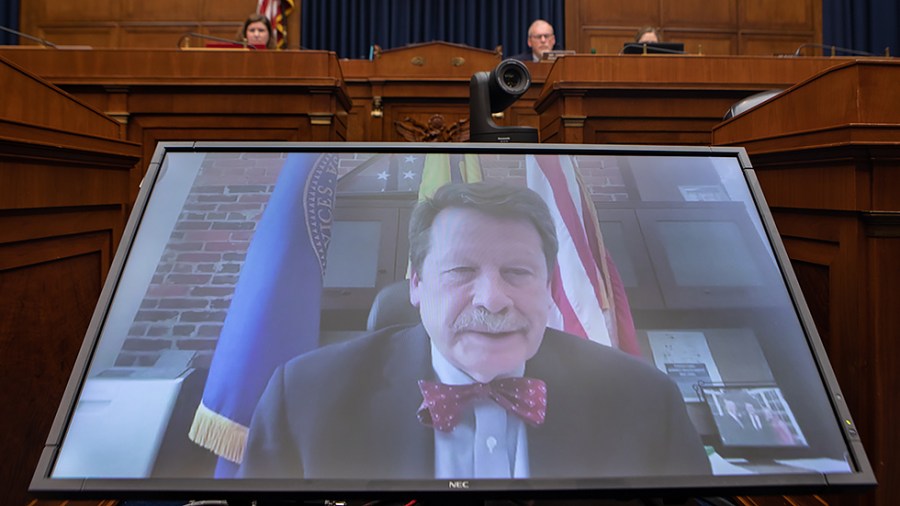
238 182 711 479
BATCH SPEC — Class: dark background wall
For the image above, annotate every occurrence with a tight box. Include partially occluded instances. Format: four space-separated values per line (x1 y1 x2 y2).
0 0 900 58
300 0 564 59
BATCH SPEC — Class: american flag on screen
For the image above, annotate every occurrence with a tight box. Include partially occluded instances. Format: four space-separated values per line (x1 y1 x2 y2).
526 154 641 356
257 0 294 48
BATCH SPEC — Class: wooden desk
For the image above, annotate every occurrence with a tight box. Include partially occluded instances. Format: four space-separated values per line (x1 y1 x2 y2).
1 55 141 506
713 59 900 506
339 41 550 142
535 54 855 145
2 48 855 152
0 47 351 201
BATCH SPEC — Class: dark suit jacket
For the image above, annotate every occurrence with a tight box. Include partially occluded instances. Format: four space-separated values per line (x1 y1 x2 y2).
238 324 711 479
510 51 537 62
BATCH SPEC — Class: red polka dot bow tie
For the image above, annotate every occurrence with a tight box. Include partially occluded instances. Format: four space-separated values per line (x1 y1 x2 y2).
417 377 547 432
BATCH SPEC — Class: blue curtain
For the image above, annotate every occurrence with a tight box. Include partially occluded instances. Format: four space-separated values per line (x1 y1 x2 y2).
302 0 563 60
822 0 898 55
1 0 20 45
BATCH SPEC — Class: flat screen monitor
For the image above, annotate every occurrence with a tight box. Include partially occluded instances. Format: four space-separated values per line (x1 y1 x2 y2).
30 142 874 503
622 42 685 55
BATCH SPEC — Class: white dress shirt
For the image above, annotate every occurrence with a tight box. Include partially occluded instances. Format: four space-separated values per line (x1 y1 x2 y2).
429 342 531 479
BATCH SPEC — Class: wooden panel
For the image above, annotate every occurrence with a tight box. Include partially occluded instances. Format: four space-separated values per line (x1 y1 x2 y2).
873 159 900 210
565 0 821 56
41 0 118 22
757 163 865 212
712 60 900 506
740 0 817 31
341 42 546 142
36 26 117 48
202 0 257 21
207 24 245 41
576 0 658 25
371 41 502 78
536 55 855 146
20 0 270 49
0 161 132 211
0 57 121 137
0 48 347 86
122 0 203 21
789 260 832 344
0 252 104 506
1 48 350 185
586 31 640 55
712 61 900 152
668 32 736 55
121 25 199 49
0 59 143 506
741 34 814 57
663 0 736 28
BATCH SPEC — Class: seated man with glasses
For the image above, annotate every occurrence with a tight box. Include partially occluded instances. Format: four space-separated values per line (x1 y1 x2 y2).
512 19 557 62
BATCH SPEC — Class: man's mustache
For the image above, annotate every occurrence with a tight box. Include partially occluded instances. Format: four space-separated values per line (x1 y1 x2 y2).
452 308 528 334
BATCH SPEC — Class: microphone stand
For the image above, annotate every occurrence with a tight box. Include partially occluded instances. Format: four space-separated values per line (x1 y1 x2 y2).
0 25 57 48
793 43 879 57
178 32 256 50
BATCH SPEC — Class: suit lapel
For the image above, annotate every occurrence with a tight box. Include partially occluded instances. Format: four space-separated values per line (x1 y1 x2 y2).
366 325 435 478
525 331 597 478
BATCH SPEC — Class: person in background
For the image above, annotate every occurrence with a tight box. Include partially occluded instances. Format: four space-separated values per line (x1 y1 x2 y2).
240 13 276 49
634 26 661 44
512 19 557 62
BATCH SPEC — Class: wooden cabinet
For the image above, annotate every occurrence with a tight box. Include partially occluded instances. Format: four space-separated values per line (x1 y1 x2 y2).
0 47 351 203
341 41 549 143
535 54 850 146
712 60 900 506
0 55 141 506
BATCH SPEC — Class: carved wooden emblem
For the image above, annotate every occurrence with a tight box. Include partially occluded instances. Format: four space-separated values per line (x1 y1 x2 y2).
395 114 470 142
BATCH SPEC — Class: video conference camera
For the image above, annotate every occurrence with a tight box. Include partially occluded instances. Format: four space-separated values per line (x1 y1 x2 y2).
469 59 539 143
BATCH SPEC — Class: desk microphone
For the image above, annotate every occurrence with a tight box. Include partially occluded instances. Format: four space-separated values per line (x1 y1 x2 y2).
793 43 877 57
0 25 58 48
178 32 258 50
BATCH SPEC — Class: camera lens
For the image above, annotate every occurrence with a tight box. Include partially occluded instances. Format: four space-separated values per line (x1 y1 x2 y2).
502 69 521 88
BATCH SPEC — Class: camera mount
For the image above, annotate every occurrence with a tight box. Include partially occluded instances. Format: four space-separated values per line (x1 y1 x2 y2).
469 59 539 143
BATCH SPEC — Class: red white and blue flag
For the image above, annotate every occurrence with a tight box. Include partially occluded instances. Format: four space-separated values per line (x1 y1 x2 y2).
257 0 294 48
526 154 641 356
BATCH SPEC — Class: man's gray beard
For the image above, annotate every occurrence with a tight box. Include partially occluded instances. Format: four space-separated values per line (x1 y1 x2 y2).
452 307 528 334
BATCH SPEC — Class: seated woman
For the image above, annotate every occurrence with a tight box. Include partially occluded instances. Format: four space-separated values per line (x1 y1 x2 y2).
634 26 660 44
240 13 276 49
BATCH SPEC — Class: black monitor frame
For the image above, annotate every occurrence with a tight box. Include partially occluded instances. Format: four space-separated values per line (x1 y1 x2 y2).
30 142 875 502
621 42 685 55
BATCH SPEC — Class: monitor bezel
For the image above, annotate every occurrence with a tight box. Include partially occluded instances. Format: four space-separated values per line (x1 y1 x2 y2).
621 42 686 55
30 141 876 501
